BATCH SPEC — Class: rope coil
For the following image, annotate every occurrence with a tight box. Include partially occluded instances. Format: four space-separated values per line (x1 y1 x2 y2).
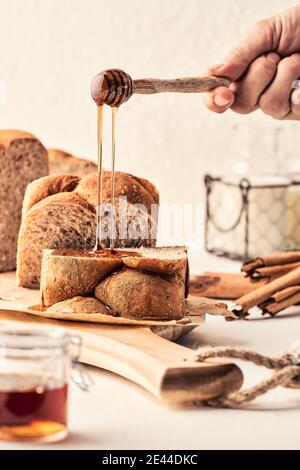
190 346 300 408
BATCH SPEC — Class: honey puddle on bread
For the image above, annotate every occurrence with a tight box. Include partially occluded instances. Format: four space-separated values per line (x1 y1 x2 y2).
52 248 141 258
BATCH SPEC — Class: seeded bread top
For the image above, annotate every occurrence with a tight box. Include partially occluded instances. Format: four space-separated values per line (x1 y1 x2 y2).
23 171 159 217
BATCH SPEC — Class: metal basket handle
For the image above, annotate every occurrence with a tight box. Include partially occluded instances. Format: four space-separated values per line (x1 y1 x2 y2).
205 175 250 233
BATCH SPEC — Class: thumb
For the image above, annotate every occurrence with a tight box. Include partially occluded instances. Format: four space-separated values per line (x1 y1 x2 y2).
208 20 275 82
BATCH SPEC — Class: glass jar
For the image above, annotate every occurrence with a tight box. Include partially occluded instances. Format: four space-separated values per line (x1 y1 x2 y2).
0 326 82 443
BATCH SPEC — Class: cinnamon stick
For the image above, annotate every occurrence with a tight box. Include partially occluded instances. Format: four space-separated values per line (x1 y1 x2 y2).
242 252 300 276
270 286 300 303
259 286 300 312
189 272 267 300
262 291 300 315
234 266 300 315
251 262 300 280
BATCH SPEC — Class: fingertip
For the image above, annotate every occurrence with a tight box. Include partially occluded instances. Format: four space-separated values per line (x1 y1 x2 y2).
266 52 281 65
202 93 222 113
203 88 235 113
212 87 234 107
213 93 234 108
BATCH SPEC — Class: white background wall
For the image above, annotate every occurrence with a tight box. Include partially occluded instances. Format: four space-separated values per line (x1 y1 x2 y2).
0 0 299 204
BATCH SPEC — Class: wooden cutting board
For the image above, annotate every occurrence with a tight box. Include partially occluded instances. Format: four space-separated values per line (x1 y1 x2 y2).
0 272 243 404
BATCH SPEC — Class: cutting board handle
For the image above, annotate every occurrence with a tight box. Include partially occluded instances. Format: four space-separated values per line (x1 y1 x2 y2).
79 325 243 403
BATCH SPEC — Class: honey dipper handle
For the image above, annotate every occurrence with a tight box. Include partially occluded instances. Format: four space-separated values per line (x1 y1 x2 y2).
133 76 230 95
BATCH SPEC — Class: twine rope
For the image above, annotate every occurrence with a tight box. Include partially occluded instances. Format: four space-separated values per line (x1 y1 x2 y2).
190 346 300 408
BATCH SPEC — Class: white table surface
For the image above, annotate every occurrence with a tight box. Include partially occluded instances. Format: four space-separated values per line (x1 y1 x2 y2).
1 249 300 451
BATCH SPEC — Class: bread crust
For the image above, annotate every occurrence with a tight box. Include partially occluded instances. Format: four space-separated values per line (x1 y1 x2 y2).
21 171 159 216
48 149 97 176
95 268 185 320
26 190 96 215
22 175 80 215
0 130 48 272
0 129 42 147
75 172 159 213
135 176 160 205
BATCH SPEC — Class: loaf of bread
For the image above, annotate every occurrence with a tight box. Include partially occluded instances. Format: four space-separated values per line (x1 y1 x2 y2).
17 171 159 288
48 149 97 176
95 269 185 320
41 246 188 320
0 130 48 272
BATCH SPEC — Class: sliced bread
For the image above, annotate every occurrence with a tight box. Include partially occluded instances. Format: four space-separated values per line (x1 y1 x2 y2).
17 172 159 288
41 247 123 306
0 130 48 272
41 246 188 320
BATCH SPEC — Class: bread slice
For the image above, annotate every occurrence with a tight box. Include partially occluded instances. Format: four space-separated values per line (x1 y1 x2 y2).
48 149 97 176
0 130 48 272
17 172 159 288
40 246 188 321
18 193 97 288
122 246 187 275
41 248 122 306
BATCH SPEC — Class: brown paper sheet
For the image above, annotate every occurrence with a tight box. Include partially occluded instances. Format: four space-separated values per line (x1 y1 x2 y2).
0 272 234 326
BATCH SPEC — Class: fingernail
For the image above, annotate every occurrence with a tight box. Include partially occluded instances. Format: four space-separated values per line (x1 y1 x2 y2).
213 94 232 107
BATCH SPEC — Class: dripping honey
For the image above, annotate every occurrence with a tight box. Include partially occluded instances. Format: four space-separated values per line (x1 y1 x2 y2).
110 106 118 250
94 104 104 252
93 103 138 258
94 105 118 252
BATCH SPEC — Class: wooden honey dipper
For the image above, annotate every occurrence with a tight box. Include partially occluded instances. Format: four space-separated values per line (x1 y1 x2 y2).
91 68 230 107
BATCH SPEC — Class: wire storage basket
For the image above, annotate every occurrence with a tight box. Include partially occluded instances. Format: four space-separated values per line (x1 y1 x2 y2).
204 174 300 260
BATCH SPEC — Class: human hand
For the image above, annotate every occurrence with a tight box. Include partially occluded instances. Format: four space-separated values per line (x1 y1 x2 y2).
203 5 300 120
